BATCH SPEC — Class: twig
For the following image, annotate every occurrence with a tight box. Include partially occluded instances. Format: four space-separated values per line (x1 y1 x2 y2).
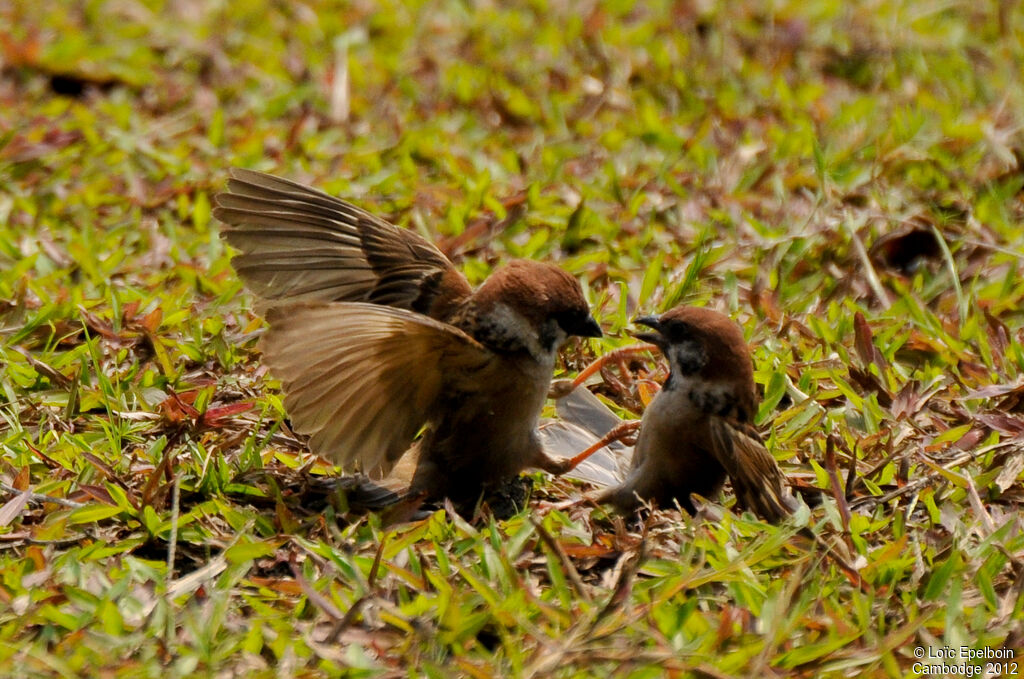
290 561 344 621
0 482 84 508
165 473 181 645
325 595 373 644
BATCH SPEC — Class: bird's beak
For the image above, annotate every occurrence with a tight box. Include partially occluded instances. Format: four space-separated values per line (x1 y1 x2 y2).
557 313 602 339
631 315 666 347
578 315 603 338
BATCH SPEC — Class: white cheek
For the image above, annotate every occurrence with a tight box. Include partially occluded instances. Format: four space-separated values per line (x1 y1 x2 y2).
484 303 552 363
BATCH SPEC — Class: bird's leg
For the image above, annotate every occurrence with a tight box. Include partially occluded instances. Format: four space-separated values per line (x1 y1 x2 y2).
549 344 660 399
569 343 659 392
556 419 642 473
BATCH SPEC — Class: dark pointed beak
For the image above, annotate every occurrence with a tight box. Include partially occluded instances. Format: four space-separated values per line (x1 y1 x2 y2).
631 314 665 346
557 313 602 339
577 315 603 338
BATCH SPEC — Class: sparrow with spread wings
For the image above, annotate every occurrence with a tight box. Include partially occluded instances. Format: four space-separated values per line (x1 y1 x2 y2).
214 169 602 508
542 306 797 522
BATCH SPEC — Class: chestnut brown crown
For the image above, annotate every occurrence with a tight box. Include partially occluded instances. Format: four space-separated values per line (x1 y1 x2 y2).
634 306 755 391
465 259 602 353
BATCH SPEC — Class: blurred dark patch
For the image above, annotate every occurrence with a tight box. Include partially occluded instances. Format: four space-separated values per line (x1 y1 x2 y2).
869 224 943 275
476 626 501 652
823 48 877 89
476 475 533 520
49 73 121 97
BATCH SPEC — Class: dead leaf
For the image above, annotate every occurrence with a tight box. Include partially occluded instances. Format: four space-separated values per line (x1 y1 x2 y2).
0 490 30 527
853 312 889 373
994 453 1024 492
12 466 30 491
975 413 1024 435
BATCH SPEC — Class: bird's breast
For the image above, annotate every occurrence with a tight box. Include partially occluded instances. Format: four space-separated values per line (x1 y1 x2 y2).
419 353 551 491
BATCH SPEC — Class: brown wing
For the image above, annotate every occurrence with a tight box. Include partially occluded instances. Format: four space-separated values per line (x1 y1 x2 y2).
261 302 494 477
706 417 797 522
214 168 472 315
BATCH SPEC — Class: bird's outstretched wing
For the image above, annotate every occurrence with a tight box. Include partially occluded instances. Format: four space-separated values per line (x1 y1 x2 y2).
214 168 472 316
262 302 493 477
705 417 798 522
538 387 634 487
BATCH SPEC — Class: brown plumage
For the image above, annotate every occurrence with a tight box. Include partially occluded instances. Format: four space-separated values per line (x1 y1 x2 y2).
213 168 473 319
540 305 794 522
214 169 602 506
550 306 796 521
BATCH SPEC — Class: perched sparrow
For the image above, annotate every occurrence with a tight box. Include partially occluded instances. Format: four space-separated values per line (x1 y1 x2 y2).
214 169 602 506
542 306 796 521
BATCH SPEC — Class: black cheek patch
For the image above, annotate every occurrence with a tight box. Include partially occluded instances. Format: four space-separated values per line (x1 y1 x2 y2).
673 339 706 375
538 320 561 353
475 314 520 353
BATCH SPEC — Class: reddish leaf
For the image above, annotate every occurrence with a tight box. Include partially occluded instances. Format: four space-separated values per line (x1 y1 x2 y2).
891 380 925 419
853 312 875 366
75 484 116 506
854 312 890 374
200 401 255 427
848 366 893 407
959 382 1024 401
558 542 618 559
160 390 201 424
0 30 42 67
121 300 140 323
12 466 30 491
78 306 123 341
139 307 163 334
982 307 1010 359
26 545 46 571
824 437 852 541
952 427 986 451
958 360 991 385
249 577 305 596
141 449 176 508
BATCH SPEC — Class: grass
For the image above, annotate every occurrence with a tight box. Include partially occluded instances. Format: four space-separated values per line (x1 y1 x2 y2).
1 0 1024 676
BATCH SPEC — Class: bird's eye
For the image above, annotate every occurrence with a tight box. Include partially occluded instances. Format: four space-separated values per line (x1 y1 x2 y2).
665 321 692 343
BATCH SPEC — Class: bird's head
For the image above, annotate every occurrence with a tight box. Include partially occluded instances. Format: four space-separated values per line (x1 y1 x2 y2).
469 260 601 361
633 306 754 390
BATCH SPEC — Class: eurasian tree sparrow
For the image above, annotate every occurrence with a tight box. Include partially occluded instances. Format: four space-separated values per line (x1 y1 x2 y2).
214 169 602 507
543 306 796 521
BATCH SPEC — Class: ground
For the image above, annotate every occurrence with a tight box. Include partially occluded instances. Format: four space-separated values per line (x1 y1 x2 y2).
1 1 1023 677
